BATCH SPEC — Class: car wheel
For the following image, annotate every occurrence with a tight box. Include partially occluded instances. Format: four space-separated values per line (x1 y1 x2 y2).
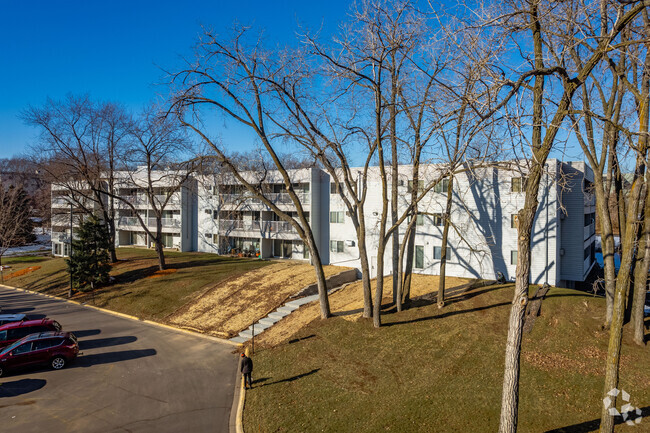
51 356 66 370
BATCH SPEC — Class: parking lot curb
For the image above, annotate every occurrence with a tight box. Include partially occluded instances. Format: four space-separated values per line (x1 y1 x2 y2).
0 283 243 347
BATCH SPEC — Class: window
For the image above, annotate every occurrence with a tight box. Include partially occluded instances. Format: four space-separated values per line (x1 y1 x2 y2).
407 180 424 193
12 342 32 355
511 250 518 265
511 177 527 193
415 245 424 269
432 213 444 227
33 338 61 351
329 240 344 253
511 214 519 229
330 183 341 194
205 233 212 240
434 178 450 194
584 246 591 260
584 213 595 227
303 242 310 259
408 214 425 226
433 246 451 260
204 209 212 215
213 210 218 219
330 211 344 223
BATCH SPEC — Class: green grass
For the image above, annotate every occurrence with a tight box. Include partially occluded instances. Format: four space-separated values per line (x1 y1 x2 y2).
1 248 272 321
244 285 650 432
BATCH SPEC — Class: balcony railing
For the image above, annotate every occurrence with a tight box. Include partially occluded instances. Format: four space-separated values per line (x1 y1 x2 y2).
218 219 296 234
118 216 181 228
120 194 180 206
584 223 595 240
218 192 309 205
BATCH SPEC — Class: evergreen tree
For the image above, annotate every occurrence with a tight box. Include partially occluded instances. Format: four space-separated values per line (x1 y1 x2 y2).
65 216 111 292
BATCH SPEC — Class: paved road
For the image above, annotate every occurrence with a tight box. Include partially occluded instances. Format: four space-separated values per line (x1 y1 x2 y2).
0 286 237 433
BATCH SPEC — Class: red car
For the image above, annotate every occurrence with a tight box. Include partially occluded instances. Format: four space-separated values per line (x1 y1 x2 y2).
0 319 62 348
0 331 79 377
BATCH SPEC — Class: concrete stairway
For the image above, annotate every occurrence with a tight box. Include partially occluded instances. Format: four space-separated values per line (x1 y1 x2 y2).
229 294 319 344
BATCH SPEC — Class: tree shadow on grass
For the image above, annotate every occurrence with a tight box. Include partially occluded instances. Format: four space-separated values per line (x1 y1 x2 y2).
0 378 46 398
288 334 316 344
256 369 320 388
384 301 511 327
545 405 650 432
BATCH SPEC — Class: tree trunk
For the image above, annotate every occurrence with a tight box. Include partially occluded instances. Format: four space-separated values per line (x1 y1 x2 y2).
498 170 538 433
438 175 454 308
373 242 386 328
357 220 373 318
600 175 645 432
154 220 166 271
305 228 331 319
595 179 617 329
107 220 118 263
631 190 649 345
390 60 399 305
397 220 416 312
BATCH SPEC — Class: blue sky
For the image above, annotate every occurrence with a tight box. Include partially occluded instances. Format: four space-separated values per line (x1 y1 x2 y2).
0 0 352 159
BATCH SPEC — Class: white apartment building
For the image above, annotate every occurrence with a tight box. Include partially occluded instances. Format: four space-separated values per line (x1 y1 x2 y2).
196 168 330 261
51 161 596 287
328 160 595 287
51 168 197 256
113 169 196 251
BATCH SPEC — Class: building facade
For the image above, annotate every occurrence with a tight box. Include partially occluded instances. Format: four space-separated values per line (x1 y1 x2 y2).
51 161 596 287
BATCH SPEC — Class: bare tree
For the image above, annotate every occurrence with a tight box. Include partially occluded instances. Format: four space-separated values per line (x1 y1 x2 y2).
171 29 333 318
465 1 650 432
22 95 130 263
0 184 33 281
109 110 195 271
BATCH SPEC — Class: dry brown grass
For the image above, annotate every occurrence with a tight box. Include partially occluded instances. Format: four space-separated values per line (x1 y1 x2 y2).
254 274 474 347
167 261 352 338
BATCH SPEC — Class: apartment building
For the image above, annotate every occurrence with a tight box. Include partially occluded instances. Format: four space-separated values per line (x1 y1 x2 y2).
51 181 102 256
329 160 596 287
113 170 196 252
51 161 596 287
196 168 329 261
51 168 197 256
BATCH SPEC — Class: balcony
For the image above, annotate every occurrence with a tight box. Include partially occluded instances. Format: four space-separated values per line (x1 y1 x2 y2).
584 223 595 240
120 194 180 207
218 192 309 205
218 219 296 234
118 216 181 229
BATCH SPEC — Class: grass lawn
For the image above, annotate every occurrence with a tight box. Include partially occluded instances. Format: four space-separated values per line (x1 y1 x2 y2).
1 248 272 321
244 283 650 432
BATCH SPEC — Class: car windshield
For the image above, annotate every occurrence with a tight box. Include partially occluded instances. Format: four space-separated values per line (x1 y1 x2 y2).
0 338 26 356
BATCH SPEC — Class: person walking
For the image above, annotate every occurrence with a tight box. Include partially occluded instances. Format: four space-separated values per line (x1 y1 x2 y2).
240 352 253 389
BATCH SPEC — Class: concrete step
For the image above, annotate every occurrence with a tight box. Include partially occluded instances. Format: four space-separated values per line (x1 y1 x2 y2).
267 311 286 320
251 321 271 330
288 294 319 306
230 336 248 344
238 327 264 339
277 305 298 314
258 317 279 327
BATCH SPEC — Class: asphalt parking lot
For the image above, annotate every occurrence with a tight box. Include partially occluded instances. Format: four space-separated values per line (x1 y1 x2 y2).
0 285 238 433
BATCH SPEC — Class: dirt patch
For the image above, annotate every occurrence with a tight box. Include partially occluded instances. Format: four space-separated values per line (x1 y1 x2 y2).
167 261 351 337
254 274 474 347
146 269 178 279
4 266 42 279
